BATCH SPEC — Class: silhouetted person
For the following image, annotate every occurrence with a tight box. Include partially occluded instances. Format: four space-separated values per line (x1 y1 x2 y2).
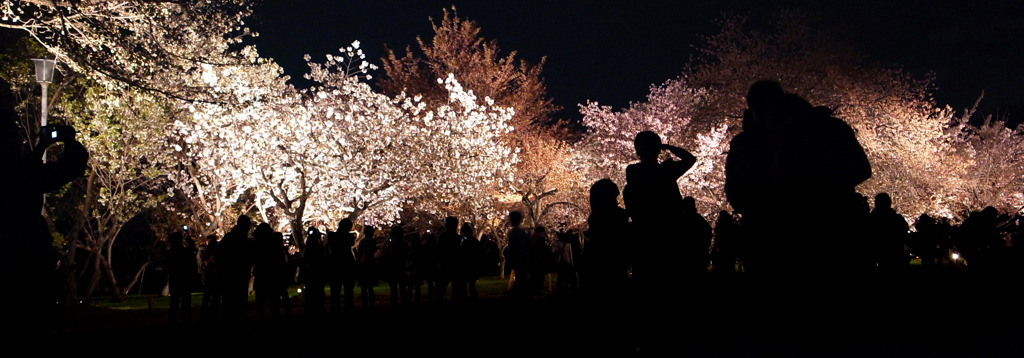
711 211 739 275
384 225 410 305
909 214 938 267
529 225 551 298
956 206 1001 276
166 230 198 325
679 196 712 280
253 222 286 320
553 231 578 295
727 81 872 284
621 131 697 357
459 222 481 300
436 216 461 302
218 215 254 326
622 131 696 289
479 234 501 277
725 80 784 277
302 226 328 317
870 193 909 276
327 218 357 314
199 234 222 322
585 178 631 297
273 231 293 317
408 233 427 303
0 120 88 336
771 92 872 280
357 225 378 309
506 211 532 300
421 233 439 302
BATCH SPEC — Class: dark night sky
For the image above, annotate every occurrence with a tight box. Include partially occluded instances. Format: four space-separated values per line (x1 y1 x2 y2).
251 0 1024 121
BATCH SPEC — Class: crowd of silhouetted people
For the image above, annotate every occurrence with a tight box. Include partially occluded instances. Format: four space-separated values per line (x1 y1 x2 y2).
174 214 506 326
8 80 1024 350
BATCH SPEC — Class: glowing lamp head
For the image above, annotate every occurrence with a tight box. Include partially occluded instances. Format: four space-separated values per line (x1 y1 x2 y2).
31 58 56 84
951 252 960 261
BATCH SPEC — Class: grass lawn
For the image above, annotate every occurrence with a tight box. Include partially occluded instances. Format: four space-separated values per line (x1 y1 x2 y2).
86 275 517 311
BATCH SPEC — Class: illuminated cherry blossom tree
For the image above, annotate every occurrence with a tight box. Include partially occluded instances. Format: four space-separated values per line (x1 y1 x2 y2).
577 11 1008 222
378 7 586 238
176 42 517 246
942 101 1024 217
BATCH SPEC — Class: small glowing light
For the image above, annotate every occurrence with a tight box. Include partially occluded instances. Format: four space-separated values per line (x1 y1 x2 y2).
951 253 960 261
297 288 303 293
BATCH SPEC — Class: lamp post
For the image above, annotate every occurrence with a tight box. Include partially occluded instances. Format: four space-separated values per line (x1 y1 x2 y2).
32 58 56 164
31 58 56 128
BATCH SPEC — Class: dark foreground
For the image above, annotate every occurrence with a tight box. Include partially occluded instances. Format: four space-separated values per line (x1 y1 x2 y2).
46 273 1024 357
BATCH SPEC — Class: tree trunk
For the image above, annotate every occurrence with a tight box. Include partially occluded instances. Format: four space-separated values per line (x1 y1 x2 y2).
100 255 126 302
84 252 102 301
120 260 151 297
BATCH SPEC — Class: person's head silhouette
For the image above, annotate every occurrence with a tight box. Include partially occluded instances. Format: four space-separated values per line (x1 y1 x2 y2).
589 178 620 209
235 215 252 233
634 131 662 162
509 211 523 227
254 222 273 238
683 196 698 214
337 218 353 233
745 80 784 129
444 216 459 232
874 193 892 211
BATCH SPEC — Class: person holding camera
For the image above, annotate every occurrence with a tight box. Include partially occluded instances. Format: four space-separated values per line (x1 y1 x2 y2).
1 119 88 336
622 131 697 289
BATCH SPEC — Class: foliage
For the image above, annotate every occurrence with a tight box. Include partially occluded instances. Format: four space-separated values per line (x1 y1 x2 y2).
577 11 1024 222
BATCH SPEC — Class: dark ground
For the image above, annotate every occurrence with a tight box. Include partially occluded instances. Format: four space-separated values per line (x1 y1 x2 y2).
45 272 1024 357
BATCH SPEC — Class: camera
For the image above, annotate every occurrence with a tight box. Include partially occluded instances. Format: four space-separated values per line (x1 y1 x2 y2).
40 124 76 143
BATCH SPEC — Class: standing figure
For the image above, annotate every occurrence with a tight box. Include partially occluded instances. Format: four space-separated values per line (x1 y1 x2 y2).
199 234 222 322
459 222 481 300
356 225 379 309
385 225 410 306
621 131 696 354
770 92 872 280
622 131 696 289
435 216 461 302
327 219 357 314
679 196 712 280
725 80 784 278
553 231 578 295
166 230 198 325
302 227 328 317
252 223 286 320
711 211 740 275
218 215 254 326
0 120 88 336
870 193 909 276
585 178 631 297
505 211 532 300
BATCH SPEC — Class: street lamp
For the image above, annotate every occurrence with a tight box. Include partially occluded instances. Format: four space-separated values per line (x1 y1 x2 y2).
31 58 56 128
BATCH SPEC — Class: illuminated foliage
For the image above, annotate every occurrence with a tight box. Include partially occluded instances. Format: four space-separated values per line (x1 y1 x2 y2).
378 6 557 130
578 11 1023 222
378 7 586 238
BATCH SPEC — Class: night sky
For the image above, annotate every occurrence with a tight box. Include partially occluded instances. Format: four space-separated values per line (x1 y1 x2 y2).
251 0 1024 122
